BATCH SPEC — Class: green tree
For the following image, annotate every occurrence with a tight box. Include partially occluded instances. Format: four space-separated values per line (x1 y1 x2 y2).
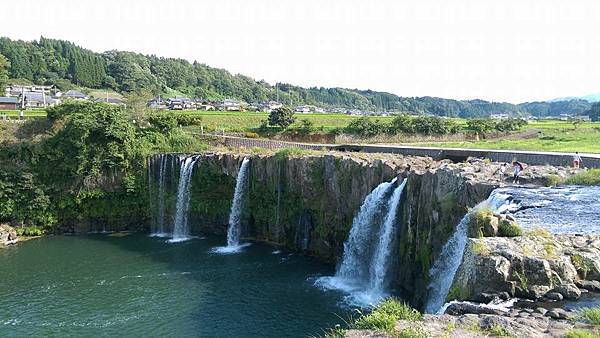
268 107 295 128
586 102 600 122
0 53 9 90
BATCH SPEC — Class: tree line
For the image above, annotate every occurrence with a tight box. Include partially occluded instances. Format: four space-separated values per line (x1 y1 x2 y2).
0 36 594 118
341 115 527 137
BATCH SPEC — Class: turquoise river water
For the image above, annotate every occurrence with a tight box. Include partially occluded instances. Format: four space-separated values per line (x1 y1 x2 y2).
0 234 349 337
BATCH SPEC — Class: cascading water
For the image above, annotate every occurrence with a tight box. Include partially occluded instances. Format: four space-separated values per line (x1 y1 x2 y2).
315 177 407 307
150 154 169 237
369 178 407 299
168 155 200 243
212 157 251 254
424 190 509 314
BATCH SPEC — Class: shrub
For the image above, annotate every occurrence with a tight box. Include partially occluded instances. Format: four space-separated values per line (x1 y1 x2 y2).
446 284 470 301
498 220 523 237
526 228 552 239
564 329 599 338
486 324 512 337
15 226 44 236
244 132 259 138
352 298 422 335
268 107 295 128
174 114 202 126
344 117 387 137
376 298 422 321
285 119 315 136
274 148 309 160
148 112 178 133
544 174 563 187
571 254 592 279
353 311 397 333
579 307 600 325
564 169 600 186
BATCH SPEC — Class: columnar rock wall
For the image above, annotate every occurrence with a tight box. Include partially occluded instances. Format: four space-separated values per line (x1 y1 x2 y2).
159 151 495 308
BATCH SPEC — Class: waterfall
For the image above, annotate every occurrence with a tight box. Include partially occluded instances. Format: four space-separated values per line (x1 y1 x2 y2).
150 154 169 237
168 155 199 243
226 157 251 247
315 177 407 307
212 157 251 254
424 190 509 314
369 178 407 298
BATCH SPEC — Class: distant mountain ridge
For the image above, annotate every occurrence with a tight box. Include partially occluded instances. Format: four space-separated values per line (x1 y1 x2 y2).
0 36 594 117
550 93 600 103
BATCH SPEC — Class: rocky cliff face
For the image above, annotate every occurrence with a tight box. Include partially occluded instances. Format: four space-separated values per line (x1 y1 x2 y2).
149 151 496 308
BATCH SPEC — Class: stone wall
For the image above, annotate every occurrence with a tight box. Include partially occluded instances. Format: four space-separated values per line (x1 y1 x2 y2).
194 134 600 168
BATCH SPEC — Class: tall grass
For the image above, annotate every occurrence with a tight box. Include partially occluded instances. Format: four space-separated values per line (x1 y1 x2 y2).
565 169 600 186
579 307 600 325
351 298 423 336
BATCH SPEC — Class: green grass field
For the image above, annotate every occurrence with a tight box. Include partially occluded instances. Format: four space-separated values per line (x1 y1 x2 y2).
2 109 598 153
416 122 600 153
178 110 393 132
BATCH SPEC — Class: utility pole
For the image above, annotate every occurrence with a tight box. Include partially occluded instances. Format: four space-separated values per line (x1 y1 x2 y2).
276 82 279 103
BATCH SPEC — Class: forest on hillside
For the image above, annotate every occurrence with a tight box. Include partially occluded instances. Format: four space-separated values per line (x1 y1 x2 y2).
0 36 592 117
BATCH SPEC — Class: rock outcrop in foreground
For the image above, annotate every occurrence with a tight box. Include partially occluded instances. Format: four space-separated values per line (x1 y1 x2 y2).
453 234 600 303
0 224 17 246
389 313 596 338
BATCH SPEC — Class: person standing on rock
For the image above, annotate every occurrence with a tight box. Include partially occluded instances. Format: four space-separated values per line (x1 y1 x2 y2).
573 152 583 169
512 161 523 184
497 163 507 182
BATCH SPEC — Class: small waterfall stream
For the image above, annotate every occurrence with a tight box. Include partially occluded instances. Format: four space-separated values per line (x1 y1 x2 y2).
424 190 509 314
213 157 251 253
150 154 169 237
316 177 407 307
168 155 200 243
369 178 407 299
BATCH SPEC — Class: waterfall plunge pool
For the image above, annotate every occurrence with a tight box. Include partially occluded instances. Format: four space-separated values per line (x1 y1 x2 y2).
0 234 351 337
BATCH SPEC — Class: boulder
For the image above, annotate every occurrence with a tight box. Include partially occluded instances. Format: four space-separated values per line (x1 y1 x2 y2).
452 234 600 304
545 292 564 301
576 280 600 292
551 284 581 300
0 223 18 245
444 302 504 316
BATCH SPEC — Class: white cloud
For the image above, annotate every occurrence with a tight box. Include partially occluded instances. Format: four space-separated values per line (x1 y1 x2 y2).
3 0 600 103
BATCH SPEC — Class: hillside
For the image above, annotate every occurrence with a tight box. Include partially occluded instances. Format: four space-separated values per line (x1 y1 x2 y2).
0 36 592 117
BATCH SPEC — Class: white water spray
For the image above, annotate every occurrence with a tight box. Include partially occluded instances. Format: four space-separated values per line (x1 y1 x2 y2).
168 155 199 243
424 190 509 314
212 157 251 254
316 177 407 307
369 178 407 299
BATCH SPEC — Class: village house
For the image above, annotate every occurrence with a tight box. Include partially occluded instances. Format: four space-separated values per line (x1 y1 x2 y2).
0 97 18 110
62 90 88 100
260 100 283 112
5 84 56 97
22 92 60 108
294 105 319 113
220 99 242 111
94 97 124 105
167 98 184 110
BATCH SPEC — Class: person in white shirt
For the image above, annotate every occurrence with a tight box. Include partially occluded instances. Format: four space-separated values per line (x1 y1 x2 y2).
573 152 583 169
